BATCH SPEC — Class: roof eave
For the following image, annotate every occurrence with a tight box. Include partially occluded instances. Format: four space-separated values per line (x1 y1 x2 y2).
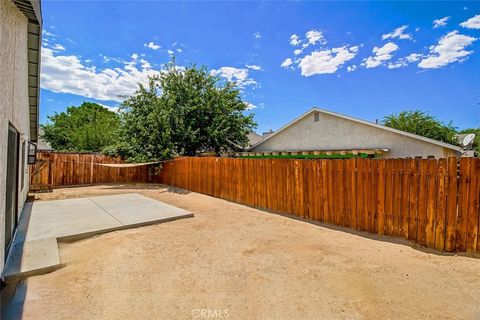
12 0 42 142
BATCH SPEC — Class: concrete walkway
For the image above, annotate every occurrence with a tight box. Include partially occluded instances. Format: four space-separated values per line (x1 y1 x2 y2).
3 193 193 282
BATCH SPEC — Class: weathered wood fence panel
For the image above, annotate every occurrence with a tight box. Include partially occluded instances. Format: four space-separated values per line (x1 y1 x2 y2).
159 157 480 253
30 152 154 188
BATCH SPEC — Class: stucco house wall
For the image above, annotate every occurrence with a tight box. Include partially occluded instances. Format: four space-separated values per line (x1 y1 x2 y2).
0 0 31 270
252 110 459 159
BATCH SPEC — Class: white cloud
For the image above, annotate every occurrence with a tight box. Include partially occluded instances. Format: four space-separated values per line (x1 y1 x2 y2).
460 14 480 29
382 25 412 40
168 50 174 55
139 59 151 69
305 30 326 45
281 58 293 68
210 67 257 88
362 42 399 68
176 48 182 53
386 53 424 69
283 30 360 75
245 102 257 110
418 30 477 69
144 41 160 50
290 34 301 46
287 30 327 58
298 45 359 76
433 16 450 28
98 103 121 113
387 61 405 69
52 44 65 51
42 28 65 52
245 64 262 71
253 32 262 39
405 53 423 62
347 65 357 72
42 29 56 37
99 54 117 63
40 47 162 102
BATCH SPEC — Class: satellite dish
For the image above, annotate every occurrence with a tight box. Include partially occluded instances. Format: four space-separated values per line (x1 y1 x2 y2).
462 133 475 147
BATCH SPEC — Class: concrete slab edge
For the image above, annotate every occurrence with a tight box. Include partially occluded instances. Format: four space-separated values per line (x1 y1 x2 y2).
3 263 61 283
3 213 194 282
56 213 194 242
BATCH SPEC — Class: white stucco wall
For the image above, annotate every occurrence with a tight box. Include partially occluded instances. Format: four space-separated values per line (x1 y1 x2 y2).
253 111 458 159
0 0 31 270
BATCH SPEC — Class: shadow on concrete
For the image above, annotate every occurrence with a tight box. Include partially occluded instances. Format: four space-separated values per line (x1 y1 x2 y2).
1 200 34 319
1 279 28 320
3 201 34 280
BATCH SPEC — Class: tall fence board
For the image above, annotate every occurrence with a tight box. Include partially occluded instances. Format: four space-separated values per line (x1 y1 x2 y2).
30 152 154 188
159 157 480 253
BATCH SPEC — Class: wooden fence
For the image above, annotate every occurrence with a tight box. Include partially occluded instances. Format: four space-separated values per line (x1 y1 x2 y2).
159 157 480 253
30 152 155 188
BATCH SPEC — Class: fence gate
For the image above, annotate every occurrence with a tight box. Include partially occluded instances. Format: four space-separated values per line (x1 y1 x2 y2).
30 155 52 191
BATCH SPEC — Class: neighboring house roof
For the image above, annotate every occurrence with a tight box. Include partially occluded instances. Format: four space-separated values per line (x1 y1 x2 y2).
12 0 42 142
37 127 52 150
250 107 462 153
247 132 264 147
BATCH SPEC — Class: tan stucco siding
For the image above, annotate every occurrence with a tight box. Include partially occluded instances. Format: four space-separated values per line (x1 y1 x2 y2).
253 112 457 159
0 0 30 268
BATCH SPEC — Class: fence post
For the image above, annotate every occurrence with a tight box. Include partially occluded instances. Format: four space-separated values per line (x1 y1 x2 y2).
90 154 94 185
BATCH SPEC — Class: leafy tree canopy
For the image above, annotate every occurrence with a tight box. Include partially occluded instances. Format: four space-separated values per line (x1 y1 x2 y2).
42 102 121 152
382 110 459 145
118 62 257 162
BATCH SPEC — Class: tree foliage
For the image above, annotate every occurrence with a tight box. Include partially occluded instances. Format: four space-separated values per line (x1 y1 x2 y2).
119 62 257 162
382 110 459 145
42 102 121 152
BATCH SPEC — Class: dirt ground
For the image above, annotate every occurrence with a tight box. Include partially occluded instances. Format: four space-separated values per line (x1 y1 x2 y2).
12 183 480 319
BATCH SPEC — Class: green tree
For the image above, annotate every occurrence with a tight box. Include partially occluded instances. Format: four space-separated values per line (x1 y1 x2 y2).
382 110 459 145
120 62 257 161
42 102 121 152
459 128 480 154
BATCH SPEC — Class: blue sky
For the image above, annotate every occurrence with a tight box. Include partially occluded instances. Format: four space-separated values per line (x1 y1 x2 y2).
40 1 480 133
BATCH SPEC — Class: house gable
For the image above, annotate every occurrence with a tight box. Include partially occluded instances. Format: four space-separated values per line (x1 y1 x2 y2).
251 109 460 158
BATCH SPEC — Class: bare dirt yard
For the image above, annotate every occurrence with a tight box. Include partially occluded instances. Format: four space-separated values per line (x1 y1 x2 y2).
15 183 480 319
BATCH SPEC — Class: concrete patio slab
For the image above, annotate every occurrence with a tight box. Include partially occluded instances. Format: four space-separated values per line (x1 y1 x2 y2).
24 198 122 242
3 193 193 282
90 193 192 225
3 238 60 281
